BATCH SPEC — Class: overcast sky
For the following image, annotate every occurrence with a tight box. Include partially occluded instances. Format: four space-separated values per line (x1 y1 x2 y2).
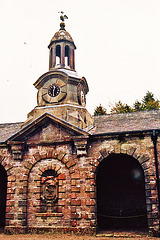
0 0 160 123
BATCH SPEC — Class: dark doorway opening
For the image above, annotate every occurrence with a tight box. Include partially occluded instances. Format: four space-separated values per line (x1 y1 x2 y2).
0 164 7 229
96 154 148 231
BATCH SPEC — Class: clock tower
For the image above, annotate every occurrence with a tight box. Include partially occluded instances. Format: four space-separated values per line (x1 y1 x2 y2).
25 14 93 129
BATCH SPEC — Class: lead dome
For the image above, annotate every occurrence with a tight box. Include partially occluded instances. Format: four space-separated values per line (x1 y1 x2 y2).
49 30 76 49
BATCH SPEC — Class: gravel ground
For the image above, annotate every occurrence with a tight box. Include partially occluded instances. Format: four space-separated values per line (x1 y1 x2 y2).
0 232 159 240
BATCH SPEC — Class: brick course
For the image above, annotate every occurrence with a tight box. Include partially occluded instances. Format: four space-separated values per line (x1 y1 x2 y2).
0 123 160 235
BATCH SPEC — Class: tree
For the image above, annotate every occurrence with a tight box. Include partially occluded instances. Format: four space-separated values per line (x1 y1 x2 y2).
142 91 159 110
94 104 107 116
133 100 145 112
100 91 160 114
110 101 133 114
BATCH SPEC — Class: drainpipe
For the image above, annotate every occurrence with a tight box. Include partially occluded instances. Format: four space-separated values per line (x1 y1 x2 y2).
151 130 160 212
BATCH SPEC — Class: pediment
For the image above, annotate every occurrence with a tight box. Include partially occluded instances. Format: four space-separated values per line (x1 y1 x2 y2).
7 113 89 144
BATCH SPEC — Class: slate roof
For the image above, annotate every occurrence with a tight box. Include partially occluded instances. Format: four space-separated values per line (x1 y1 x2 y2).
1 110 160 143
0 122 24 143
88 110 160 135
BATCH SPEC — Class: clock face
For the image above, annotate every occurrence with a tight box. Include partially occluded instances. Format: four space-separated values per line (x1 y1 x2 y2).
77 84 86 106
48 84 60 97
42 78 67 103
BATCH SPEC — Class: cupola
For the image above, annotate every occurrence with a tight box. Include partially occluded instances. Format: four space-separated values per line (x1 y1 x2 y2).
48 13 76 71
24 13 93 129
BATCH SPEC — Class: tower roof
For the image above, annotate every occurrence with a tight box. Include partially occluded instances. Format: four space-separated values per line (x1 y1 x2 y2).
48 30 76 49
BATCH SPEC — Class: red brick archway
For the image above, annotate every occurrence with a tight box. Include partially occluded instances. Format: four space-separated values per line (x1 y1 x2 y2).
88 145 159 232
96 153 148 231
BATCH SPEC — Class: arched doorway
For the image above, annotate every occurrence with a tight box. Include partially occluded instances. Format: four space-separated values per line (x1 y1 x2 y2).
0 164 7 229
96 153 148 231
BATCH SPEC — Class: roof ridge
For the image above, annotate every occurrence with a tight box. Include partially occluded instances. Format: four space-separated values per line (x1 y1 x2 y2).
93 109 160 118
0 122 24 126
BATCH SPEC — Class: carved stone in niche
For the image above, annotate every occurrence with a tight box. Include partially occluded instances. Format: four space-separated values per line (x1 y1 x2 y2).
41 176 58 202
40 170 58 213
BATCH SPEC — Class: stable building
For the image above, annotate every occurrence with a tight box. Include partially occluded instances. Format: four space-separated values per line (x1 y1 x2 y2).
0 18 160 235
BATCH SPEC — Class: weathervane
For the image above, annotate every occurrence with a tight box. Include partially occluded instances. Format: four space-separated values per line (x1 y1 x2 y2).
58 11 68 30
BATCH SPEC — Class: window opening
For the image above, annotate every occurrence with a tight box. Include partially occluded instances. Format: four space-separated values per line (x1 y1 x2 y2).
50 48 53 68
56 45 61 66
65 45 70 67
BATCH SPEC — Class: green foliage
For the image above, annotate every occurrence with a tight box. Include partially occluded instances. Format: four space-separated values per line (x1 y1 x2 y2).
99 91 160 114
133 100 145 112
142 91 159 110
111 101 133 114
94 104 107 116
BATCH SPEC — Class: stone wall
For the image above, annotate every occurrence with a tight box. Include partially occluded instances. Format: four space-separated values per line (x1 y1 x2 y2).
87 135 159 234
0 132 159 235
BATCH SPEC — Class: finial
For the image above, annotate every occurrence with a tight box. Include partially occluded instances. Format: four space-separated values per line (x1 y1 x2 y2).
58 11 68 30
